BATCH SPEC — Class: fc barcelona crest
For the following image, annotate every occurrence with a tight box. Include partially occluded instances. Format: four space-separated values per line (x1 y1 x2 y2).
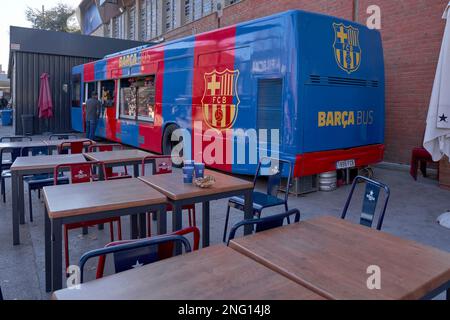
333 23 362 74
202 69 240 129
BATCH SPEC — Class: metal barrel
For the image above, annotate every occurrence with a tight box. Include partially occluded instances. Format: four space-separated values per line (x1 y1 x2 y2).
319 171 337 192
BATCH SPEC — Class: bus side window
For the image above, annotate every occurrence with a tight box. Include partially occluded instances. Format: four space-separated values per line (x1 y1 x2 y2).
71 75 81 108
101 80 115 108
85 82 97 101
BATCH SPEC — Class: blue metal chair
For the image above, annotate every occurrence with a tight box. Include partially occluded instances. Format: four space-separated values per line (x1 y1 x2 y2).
223 157 292 242
21 146 70 222
79 234 192 283
227 209 301 245
341 176 391 231
0 147 22 203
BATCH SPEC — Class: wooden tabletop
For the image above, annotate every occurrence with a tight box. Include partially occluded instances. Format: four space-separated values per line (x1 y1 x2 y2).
229 216 450 300
43 139 95 147
10 154 87 171
0 140 47 151
52 245 325 300
43 178 167 219
139 169 254 201
83 149 152 164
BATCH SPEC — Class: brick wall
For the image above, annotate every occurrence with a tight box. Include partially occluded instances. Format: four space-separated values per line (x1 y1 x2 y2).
162 0 448 165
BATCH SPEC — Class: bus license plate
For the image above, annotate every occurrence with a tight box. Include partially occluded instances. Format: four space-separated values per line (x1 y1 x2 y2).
336 159 356 170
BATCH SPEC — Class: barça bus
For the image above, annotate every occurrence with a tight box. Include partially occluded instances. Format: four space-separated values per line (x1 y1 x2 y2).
71 10 385 177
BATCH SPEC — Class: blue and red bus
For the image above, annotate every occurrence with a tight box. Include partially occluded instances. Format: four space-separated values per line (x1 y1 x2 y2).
71 10 385 177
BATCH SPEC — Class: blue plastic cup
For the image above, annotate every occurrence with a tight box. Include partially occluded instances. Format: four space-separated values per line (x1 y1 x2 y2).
184 160 195 169
194 163 205 178
183 166 194 184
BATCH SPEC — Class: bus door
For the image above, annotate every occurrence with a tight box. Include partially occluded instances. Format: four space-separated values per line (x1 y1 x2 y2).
71 73 84 132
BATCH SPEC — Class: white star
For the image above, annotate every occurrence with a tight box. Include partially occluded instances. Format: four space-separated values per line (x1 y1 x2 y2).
132 260 144 269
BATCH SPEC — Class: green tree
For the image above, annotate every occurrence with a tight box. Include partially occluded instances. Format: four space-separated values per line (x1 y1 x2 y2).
25 3 80 33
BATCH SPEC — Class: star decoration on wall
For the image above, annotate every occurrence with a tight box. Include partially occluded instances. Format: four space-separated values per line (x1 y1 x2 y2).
439 113 448 123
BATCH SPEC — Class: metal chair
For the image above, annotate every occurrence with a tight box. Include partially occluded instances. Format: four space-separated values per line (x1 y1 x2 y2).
54 161 122 271
223 157 292 242
142 156 196 236
48 133 78 140
341 176 391 231
226 209 301 245
21 146 69 222
79 231 195 283
88 144 131 180
57 139 93 154
0 136 32 142
0 147 22 203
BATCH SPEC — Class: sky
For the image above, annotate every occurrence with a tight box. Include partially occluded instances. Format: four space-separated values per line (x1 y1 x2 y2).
0 0 81 73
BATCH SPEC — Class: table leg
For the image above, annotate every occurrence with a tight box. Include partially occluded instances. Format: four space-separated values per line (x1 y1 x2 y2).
18 174 25 225
130 215 139 239
45 209 51 292
139 213 146 238
243 190 253 236
172 203 183 254
447 288 449 300
202 201 210 248
51 219 63 291
12 171 20 245
157 206 167 235
133 164 139 178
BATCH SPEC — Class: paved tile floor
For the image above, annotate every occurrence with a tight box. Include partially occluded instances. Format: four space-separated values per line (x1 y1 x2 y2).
0 125 449 300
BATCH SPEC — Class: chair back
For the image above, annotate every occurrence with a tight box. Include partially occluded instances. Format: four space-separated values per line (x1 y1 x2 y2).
0 136 32 142
80 233 193 283
48 134 78 140
21 146 50 157
0 148 21 168
227 209 301 244
341 176 391 230
88 144 123 153
58 140 93 154
53 161 106 185
255 157 292 202
142 156 173 176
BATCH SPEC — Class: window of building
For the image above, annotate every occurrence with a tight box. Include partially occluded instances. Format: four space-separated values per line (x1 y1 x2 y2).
193 0 203 20
139 0 147 40
184 0 193 24
128 5 136 40
203 0 213 15
119 77 155 122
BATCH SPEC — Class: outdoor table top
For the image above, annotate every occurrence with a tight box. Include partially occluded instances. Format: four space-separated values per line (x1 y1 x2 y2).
51 245 325 300
139 169 254 201
0 140 47 151
43 139 95 147
83 149 153 164
229 216 450 300
43 178 167 219
10 154 87 171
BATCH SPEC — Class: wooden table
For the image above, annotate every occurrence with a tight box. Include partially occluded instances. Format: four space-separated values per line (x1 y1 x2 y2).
10 154 87 245
139 169 254 248
52 245 325 300
43 178 167 292
229 216 450 300
83 149 152 178
0 140 47 152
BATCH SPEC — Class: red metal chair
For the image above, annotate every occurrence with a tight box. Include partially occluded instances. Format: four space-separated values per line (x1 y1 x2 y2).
88 144 131 180
410 147 439 181
57 139 94 154
142 156 196 236
53 161 122 271
93 227 200 280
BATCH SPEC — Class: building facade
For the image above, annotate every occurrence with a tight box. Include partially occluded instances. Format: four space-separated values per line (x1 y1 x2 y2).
78 0 242 41
77 0 449 166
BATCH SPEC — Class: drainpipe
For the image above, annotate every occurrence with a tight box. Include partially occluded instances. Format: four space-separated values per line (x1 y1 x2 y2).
353 0 359 22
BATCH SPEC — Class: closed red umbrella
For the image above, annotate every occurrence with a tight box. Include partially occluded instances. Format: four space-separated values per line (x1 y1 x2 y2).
38 73 53 119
